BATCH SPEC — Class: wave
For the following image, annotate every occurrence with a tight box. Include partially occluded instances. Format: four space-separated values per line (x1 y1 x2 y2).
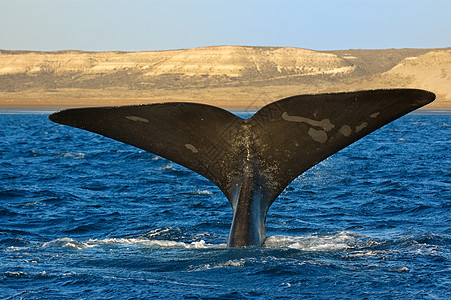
264 231 358 251
39 237 223 250
35 231 363 251
188 259 246 272
41 238 97 250
3 270 55 279
93 238 217 249
19 231 450 255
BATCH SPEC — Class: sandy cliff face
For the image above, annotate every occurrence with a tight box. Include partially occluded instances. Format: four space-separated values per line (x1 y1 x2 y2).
0 46 354 78
0 50 171 75
141 46 355 78
0 46 449 109
384 50 451 101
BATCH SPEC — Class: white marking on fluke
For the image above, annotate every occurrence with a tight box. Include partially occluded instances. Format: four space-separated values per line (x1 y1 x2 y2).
308 128 328 143
356 122 368 133
370 112 380 118
185 144 199 153
339 125 352 137
126 116 149 123
282 112 335 131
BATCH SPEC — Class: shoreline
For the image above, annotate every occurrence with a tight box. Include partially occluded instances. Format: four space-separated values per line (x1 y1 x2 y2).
1 97 450 112
0 98 269 111
1 106 449 114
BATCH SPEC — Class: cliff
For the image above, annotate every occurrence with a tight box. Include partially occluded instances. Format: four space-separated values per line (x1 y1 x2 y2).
0 46 449 109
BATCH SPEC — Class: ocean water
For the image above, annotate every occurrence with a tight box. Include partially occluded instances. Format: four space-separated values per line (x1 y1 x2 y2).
0 111 450 299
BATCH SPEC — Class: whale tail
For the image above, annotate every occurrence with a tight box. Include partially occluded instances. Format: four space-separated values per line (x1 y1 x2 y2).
49 89 435 247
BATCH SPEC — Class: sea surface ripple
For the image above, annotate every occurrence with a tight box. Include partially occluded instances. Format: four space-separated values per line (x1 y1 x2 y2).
0 111 450 299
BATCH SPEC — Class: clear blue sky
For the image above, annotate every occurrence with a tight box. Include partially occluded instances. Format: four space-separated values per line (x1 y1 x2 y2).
1 0 450 51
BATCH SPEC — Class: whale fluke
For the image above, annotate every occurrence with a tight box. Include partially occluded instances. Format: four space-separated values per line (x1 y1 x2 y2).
49 89 435 247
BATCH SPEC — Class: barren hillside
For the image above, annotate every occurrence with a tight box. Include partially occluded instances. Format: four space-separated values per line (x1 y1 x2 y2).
0 46 449 109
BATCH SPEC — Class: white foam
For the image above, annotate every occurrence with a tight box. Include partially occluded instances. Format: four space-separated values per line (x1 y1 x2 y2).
38 234 225 250
387 266 409 273
39 232 361 251
5 246 28 251
90 238 221 249
264 231 357 251
24 201 45 207
57 152 85 159
42 238 96 250
193 189 213 195
158 163 175 170
143 227 172 238
222 259 245 267
189 259 245 272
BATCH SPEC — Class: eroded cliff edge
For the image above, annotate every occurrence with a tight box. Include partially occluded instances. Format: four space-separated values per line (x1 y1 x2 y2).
1 46 449 109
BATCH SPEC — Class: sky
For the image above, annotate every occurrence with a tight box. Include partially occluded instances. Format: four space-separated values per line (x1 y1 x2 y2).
1 0 450 52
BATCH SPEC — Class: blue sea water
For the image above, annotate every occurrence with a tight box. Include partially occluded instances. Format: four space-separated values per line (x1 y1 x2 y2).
0 111 450 299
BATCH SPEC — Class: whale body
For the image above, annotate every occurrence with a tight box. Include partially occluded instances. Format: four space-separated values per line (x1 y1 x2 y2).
49 89 435 247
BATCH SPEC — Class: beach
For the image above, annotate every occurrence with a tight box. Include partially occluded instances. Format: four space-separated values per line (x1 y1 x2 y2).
0 94 448 111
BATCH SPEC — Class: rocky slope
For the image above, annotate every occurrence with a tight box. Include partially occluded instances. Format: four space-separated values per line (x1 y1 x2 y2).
0 46 449 109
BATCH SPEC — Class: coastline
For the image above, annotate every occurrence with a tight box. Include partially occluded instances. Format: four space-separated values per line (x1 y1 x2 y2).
1 97 449 112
